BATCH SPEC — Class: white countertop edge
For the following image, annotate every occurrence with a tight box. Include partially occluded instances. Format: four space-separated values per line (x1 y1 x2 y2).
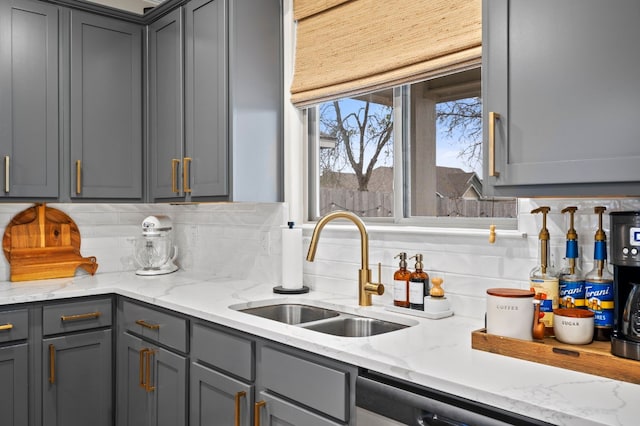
0 271 636 426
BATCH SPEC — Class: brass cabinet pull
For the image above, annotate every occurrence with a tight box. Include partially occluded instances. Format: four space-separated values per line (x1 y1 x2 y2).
234 391 246 426
144 349 155 392
49 344 56 384
135 319 160 330
171 159 180 193
0 323 13 331
76 160 82 194
254 400 266 426
488 112 501 178
139 348 147 389
60 311 101 322
183 157 192 193
4 155 9 193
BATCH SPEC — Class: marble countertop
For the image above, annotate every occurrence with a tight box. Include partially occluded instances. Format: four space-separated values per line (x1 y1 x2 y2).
1 271 637 426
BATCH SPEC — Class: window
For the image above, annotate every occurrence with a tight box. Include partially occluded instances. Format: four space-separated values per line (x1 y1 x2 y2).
306 68 516 225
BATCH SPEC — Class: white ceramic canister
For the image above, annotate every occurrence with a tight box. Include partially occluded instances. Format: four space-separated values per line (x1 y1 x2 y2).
486 288 535 340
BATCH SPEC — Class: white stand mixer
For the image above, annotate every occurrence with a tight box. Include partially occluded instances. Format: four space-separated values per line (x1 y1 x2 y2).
134 215 178 276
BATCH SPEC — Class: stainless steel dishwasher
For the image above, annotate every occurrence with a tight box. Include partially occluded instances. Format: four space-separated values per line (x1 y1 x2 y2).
356 370 554 426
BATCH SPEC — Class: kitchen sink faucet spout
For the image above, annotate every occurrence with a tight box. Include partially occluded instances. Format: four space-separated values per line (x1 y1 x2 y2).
306 211 384 306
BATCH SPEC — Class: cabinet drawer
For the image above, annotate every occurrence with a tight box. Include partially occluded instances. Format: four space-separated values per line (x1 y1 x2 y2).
192 323 254 381
121 300 187 352
0 308 29 343
43 297 112 336
260 346 349 422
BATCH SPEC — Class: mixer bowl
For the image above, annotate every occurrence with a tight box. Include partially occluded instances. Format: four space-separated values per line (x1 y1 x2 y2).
134 236 174 269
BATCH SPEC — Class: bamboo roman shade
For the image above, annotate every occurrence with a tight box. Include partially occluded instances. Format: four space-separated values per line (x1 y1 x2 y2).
291 0 482 107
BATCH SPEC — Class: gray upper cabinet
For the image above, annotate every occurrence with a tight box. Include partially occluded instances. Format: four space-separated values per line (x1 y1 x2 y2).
70 10 143 200
148 8 184 200
0 0 59 199
148 0 282 202
482 0 640 197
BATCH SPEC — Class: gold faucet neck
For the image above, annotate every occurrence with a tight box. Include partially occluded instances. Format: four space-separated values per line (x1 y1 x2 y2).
306 211 369 269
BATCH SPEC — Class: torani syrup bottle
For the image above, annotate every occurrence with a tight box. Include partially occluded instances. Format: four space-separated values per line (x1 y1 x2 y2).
559 207 585 309
393 253 411 308
409 254 429 310
585 206 614 341
530 207 559 336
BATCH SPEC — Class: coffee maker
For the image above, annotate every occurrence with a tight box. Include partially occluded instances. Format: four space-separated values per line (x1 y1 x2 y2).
610 211 640 361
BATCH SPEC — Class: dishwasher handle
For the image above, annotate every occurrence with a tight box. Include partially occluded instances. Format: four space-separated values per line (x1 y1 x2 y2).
418 412 467 426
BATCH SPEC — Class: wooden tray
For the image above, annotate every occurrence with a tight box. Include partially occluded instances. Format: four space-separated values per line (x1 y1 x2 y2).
2 204 98 281
471 328 640 385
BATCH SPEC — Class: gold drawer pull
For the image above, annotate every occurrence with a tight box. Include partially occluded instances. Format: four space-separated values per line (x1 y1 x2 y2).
60 311 102 322
0 323 13 331
235 391 246 426
76 160 82 194
49 344 56 384
135 319 160 330
254 400 266 426
4 155 9 193
183 157 192 193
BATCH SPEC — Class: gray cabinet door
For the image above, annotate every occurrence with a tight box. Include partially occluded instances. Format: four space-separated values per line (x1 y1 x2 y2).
42 329 113 426
483 0 640 197
148 8 184 200
117 332 187 426
190 362 253 426
0 343 29 426
184 0 228 198
70 11 142 200
0 0 58 198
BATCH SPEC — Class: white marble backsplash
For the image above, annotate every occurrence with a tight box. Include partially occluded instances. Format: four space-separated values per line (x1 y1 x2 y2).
0 202 286 284
1 198 639 320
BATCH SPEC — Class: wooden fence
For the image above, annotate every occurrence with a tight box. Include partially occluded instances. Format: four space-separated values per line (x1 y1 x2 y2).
320 188 516 218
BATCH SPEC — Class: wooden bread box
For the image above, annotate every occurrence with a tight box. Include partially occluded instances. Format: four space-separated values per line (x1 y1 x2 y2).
2 204 98 281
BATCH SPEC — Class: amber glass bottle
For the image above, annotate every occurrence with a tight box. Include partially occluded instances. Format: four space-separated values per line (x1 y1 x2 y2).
393 253 411 307
409 254 429 310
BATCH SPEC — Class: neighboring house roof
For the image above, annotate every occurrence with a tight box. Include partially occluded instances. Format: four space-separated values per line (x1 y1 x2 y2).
321 166 483 199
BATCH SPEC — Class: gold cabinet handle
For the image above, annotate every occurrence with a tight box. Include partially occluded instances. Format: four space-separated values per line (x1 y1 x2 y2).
60 311 101 322
0 323 13 331
139 348 147 389
254 400 266 426
183 157 192 193
488 112 501 178
235 391 246 426
4 155 9 193
49 344 56 384
144 349 155 392
135 319 160 330
76 160 82 194
171 159 180 193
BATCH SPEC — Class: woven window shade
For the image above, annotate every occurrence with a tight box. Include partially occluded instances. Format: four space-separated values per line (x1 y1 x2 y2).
291 0 481 108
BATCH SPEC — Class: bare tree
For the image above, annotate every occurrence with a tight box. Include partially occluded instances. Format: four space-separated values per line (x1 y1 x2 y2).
319 100 393 192
436 97 482 170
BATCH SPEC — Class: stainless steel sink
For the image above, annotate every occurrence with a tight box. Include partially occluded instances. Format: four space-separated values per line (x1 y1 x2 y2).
301 316 408 337
239 304 340 325
234 302 413 337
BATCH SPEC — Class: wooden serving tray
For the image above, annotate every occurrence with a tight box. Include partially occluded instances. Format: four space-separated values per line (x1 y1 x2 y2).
2 204 98 281
471 328 640 385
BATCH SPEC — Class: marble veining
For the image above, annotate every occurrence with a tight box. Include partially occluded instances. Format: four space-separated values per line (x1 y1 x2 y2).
1 271 638 426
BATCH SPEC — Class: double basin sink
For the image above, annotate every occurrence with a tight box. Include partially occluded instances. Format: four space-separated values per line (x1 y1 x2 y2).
234 302 414 337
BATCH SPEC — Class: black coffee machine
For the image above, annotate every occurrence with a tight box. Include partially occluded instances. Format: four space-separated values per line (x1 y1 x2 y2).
610 211 640 360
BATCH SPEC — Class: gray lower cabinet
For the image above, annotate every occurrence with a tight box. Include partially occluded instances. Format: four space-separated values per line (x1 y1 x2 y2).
0 343 29 426
257 392 344 426
0 0 59 199
117 299 188 426
41 297 114 426
69 10 143 200
482 0 640 197
42 329 113 426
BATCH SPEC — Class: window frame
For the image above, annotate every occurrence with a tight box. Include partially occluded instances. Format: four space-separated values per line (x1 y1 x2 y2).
304 79 518 231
